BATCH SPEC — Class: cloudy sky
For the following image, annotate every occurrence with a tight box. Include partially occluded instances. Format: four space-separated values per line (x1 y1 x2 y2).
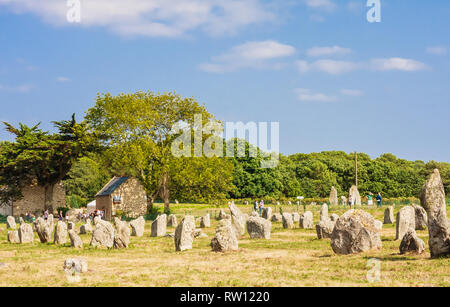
0 0 449 162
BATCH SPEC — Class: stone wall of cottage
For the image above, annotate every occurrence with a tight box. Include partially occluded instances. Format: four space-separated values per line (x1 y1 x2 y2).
111 178 147 219
12 182 66 216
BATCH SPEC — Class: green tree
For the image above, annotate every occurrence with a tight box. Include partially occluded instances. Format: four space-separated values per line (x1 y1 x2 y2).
85 91 224 212
0 115 97 210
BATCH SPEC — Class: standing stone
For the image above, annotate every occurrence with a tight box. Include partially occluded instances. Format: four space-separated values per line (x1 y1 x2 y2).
329 186 338 206
47 214 54 231
129 216 145 237
80 221 93 234
113 219 130 249
419 169 450 258
292 212 300 223
174 216 196 251
68 229 83 248
299 211 313 229
91 220 115 248
282 213 294 229
200 214 211 228
399 229 425 255
211 219 238 252
330 213 340 222
262 207 272 220
8 230 20 243
151 214 167 237
395 206 415 241
331 210 382 255
246 216 271 239
316 220 335 239
67 222 75 230
54 220 68 244
374 220 383 231
6 216 16 229
320 204 329 222
229 204 246 237
218 209 229 220
250 211 259 217
349 185 361 206
167 214 178 227
18 223 34 243
35 218 52 243
271 213 282 222
19 217 24 224
412 204 428 230
384 206 395 224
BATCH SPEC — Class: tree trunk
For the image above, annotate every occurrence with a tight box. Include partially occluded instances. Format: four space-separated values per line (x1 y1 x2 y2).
160 172 170 213
44 184 54 213
146 195 154 214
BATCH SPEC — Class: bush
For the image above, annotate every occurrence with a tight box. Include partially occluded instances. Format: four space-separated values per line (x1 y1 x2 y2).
66 195 87 209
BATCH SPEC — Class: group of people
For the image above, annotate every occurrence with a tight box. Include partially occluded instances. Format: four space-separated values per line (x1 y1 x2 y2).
253 200 265 216
23 208 106 224
347 192 383 208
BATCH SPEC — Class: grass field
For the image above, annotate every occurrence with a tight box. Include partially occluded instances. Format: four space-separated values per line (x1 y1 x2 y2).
0 204 449 287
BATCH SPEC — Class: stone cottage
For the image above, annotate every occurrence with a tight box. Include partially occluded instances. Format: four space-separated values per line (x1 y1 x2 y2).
0 182 66 216
95 177 147 221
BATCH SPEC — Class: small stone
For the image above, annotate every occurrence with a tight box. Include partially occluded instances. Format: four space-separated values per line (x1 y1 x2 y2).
90 220 115 248
211 219 238 252
69 229 83 248
384 206 395 224
320 204 329 222
167 214 178 227
246 216 271 239
54 220 68 245
271 213 282 222
299 211 313 229
8 230 20 243
174 216 196 251
262 207 272 220
330 214 340 222
129 216 145 237
200 214 211 228
151 214 167 237
63 258 88 274
412 204 428 230
399 229 425 255
113 218 130 249
292 212 300 223
6 216 16 229
18 223 34 244
395 206 416 241
282 213 294 229
80 221 93 234
316 220 335 239
374 220 383 231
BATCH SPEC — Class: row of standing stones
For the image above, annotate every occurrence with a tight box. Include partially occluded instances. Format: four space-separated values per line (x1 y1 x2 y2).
5 169 449 274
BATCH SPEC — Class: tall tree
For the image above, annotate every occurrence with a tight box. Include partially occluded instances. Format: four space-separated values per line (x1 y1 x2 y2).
85 91 222 212
0 115 97 210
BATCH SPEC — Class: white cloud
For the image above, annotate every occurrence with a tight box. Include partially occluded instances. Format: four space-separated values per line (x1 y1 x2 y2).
295 88 337 102
296 59 360 75
426 46 447 56
0 0 275 38
370 58 428 72
304 0 336 11
200 40 296 73
56 76 71 82
0 84 35 93
306 45 352 57
297 57 428 74
340 89 363 96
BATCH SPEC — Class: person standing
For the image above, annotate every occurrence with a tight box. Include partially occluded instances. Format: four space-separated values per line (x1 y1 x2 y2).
253 200 259 212
376 192 382 208
259 200 265 216
367 192 374 207
348 195 353 209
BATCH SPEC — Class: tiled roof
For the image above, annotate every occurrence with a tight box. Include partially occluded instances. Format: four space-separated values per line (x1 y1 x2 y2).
96 177 129 196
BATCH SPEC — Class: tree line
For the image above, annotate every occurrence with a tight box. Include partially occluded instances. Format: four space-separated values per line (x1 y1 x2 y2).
1 91 448 213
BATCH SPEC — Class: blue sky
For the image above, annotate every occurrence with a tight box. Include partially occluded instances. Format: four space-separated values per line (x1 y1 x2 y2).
0 0 449 162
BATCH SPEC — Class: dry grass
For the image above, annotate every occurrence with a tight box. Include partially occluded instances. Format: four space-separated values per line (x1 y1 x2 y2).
0 205 448 287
